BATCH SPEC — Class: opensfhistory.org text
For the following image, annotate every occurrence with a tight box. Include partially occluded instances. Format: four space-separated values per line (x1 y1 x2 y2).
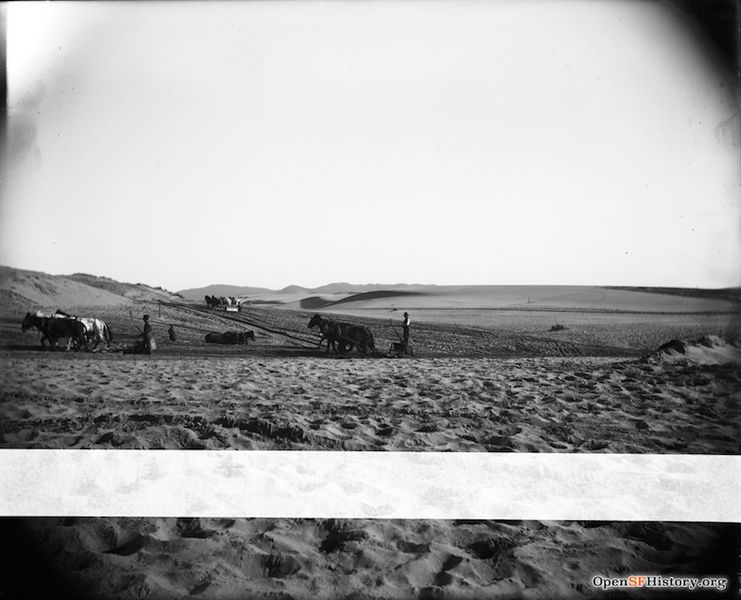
592 575 728 592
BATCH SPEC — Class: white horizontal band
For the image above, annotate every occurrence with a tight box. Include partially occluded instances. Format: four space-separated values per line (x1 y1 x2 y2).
1 450 738 521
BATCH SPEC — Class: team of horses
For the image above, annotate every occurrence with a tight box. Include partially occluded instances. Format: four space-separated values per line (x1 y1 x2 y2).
20 308 387 357
307 314 376 355
205 295 240 310
21 310 113 351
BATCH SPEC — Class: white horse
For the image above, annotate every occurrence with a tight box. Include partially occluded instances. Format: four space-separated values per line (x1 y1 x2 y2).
80 317 113 349
55 310 113 350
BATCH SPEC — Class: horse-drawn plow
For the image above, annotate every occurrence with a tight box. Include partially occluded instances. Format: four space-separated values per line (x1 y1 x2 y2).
388 339 414 358
21 310 113 352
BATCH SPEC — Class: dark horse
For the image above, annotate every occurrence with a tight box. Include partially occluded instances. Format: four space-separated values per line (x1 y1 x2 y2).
308 314 344 353
21 312 88 350
307 314 375 355
205 330 255 344
337 324 375 355
55 309 113 350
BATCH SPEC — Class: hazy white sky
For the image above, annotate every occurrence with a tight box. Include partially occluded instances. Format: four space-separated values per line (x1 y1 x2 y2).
3 1 739 291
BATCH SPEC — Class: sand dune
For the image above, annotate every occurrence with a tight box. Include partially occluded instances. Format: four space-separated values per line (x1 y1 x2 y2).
295 291 424 311
312 285 738 313
0 267 182 310
0 266 133 309
648 335 740 366
331 290 425 306
184 284 740 315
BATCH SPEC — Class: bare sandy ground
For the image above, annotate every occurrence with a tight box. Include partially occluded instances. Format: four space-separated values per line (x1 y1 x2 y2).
2 350 738 597
1 298 738 599
2 516 736 600
0 353 738 454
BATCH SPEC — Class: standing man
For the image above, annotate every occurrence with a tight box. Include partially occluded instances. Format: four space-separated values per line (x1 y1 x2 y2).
168 324 177 342
142 315 156 354
402 312 411 353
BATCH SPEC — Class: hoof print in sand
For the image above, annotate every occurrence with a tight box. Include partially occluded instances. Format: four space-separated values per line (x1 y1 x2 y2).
468 536 517 560
375 423 394 437
432 554 465 587
262 552 302 578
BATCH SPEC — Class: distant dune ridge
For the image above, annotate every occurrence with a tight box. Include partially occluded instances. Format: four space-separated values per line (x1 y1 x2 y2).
194 282 739 314
2 266 739 316
178 282 435 301
178 284 272 301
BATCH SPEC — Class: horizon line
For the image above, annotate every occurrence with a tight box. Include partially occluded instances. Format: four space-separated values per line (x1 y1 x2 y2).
2 265 740 293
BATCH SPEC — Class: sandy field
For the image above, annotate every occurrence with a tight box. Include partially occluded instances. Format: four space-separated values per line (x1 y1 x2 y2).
1 290 739 599
2 517 736 600
1 353 738 454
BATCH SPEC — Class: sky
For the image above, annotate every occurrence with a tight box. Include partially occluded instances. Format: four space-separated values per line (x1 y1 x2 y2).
3 0 739 291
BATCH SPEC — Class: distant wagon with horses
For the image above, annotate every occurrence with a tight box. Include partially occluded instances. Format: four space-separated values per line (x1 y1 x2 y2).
205 295 241 312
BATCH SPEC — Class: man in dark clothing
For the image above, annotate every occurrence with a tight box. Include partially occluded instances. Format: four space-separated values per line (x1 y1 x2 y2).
402 312 411 353
168 325 176 342
142 315 155 354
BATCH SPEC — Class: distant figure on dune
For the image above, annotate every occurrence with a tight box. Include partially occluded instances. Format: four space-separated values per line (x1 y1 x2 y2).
142 315 156 354
402 312 411 351
168 325 177 342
